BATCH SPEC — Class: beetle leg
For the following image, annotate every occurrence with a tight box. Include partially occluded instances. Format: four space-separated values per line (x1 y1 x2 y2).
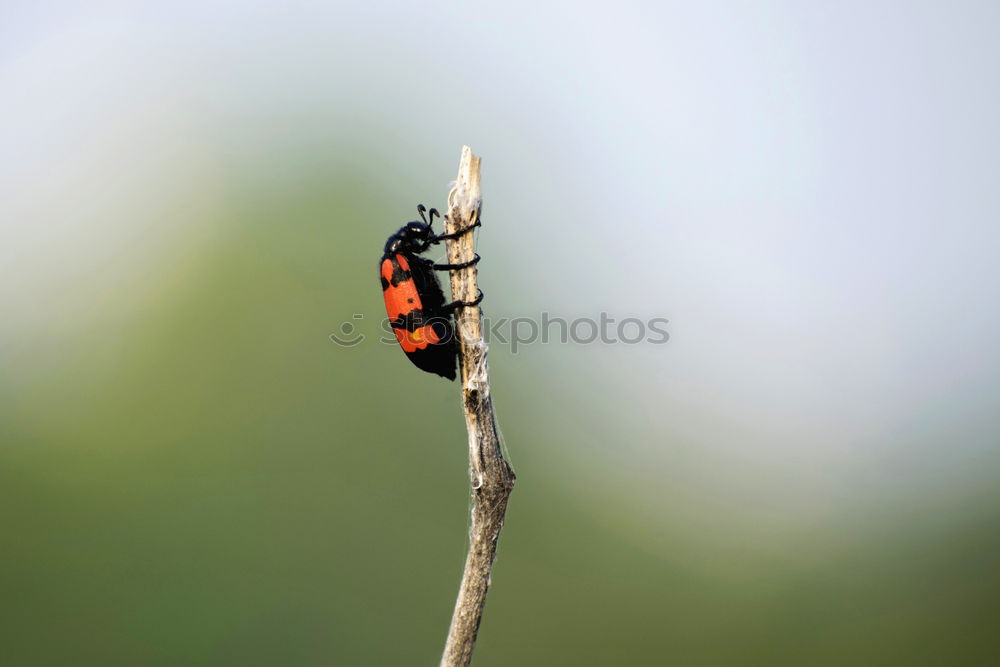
442 289 484 312
432 219 481 242
433 254 480 271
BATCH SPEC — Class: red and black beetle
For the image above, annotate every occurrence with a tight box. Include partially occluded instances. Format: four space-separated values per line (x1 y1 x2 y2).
379 205 481 380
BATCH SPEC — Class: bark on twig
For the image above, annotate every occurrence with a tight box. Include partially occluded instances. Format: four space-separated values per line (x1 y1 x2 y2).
439 146 516 667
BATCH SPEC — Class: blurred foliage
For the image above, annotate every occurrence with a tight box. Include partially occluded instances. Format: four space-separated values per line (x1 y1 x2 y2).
2 165 999 666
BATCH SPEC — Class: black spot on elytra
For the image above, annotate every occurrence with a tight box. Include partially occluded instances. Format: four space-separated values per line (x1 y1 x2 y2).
391 262 411 286
390 308 428 332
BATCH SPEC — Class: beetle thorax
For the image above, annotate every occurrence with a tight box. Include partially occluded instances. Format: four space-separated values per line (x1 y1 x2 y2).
385 223 432 255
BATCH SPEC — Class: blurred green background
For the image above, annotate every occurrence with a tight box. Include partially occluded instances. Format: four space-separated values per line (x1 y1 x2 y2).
3 2 1000 665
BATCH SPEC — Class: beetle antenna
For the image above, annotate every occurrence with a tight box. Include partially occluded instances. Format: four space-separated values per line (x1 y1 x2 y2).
427 208 440 230
417 204 428 224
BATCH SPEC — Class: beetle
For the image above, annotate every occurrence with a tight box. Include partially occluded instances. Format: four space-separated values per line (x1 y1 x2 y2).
379 204 482 380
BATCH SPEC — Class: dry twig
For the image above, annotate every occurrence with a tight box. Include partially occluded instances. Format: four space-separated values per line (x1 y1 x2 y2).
439 146 516 667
